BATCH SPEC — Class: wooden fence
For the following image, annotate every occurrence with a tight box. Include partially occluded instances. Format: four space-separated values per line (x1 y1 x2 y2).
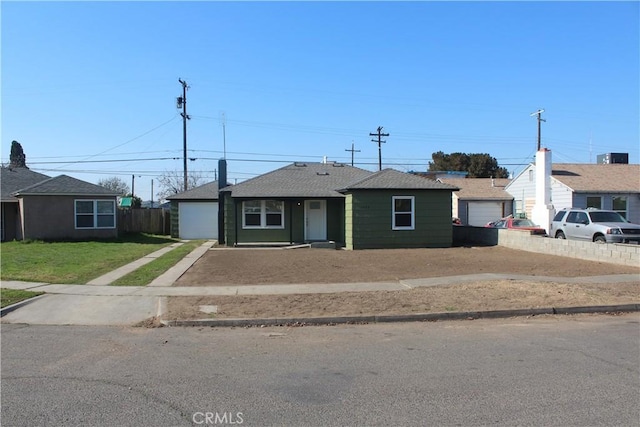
117 208 171 235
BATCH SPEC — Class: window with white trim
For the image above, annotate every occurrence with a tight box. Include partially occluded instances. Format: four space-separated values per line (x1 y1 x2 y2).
243 200 284 229
75 200 116 229
612 196 628 219
392 196 415 230
586 196 602 209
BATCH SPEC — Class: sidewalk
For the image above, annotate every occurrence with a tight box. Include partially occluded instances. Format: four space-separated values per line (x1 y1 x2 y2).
2 241 639 326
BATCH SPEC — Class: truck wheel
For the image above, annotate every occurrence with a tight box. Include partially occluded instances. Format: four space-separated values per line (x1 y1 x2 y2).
555 231 566 239
594 235 606 244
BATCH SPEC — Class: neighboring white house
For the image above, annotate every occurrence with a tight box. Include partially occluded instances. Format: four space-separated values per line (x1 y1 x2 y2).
439 177 513 226
506 156 640 227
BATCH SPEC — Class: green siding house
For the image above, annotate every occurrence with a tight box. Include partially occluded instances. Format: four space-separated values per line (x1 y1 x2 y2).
221 162 458 249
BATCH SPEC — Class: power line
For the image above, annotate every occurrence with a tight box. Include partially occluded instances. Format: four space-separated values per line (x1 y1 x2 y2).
48 115 180 171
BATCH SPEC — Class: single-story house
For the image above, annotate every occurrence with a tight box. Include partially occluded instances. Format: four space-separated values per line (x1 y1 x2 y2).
506 161 640 224
1 167 119 241
166 180 223 240
221 162 459 249
438 177 513 226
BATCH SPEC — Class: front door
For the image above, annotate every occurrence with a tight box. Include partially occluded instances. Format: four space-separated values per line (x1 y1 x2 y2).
305 200 327 241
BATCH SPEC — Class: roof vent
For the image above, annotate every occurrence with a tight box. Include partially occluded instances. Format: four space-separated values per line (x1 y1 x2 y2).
332 163 345 167
317 171 330 176
294 162 307 167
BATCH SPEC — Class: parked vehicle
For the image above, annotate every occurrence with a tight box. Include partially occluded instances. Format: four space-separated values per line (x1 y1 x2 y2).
485 216 547 235
551 208 640 244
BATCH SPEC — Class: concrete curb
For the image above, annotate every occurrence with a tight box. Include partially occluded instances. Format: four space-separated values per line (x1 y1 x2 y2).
0 294 46 317
161 304 640 328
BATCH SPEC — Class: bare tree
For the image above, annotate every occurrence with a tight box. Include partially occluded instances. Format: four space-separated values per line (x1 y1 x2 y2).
156 170 204 201
97 177 130 196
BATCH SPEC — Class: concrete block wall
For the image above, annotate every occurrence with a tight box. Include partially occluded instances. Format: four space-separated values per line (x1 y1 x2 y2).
497 229 640 267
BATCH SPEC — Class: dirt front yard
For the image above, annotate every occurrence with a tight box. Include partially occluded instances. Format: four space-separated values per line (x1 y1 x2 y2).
167 246 640 321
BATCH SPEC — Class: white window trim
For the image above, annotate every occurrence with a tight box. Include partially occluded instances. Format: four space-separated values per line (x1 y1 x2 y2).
612 195 628 219
242 200 285 229
586 196 603 209
392 196 415 230
75 199 116 229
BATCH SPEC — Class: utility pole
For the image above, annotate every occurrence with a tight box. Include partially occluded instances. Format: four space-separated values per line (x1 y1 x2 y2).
345 141 361 167
177 78 191 191
151 179 154 208
369 126 389 171
530 109 545 151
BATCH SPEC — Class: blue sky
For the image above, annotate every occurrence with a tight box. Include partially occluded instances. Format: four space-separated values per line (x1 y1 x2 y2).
2 1 638 202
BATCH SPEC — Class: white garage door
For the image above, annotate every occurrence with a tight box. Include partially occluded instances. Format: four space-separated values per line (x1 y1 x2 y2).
467 202 503 227
178 202 218 239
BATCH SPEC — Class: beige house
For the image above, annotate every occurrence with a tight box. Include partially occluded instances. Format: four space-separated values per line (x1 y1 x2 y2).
1 167 119 241
439 178 513 226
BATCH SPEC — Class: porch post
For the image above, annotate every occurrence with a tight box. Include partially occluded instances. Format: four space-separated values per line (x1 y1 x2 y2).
234 200 238 246
289 200 293 244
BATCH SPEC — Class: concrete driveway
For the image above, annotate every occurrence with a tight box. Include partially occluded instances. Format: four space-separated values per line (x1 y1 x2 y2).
1 291 161 326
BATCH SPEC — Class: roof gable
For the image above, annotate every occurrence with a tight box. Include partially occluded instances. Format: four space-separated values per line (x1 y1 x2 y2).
1 167 51 201
343 169 459 191
13 175 118 196
228 162 373 198
166 181 224 200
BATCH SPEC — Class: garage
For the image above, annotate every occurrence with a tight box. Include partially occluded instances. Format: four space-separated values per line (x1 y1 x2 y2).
467 201 504 227
178 202 218 239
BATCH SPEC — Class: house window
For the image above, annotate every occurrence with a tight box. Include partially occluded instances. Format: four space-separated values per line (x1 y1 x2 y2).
75 200 115 229
612 196 628 219
586 196 602 209
243 200 284 229
392 196 415 230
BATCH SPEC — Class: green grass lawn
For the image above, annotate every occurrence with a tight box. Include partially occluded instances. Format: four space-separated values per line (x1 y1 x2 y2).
111 240 204 286
1 289 44 308
0 234 179 284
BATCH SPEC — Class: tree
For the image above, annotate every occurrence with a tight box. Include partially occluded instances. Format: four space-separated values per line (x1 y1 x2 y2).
9 140 27 168
428 151 508 178
97 177 130 196
155 170 204 201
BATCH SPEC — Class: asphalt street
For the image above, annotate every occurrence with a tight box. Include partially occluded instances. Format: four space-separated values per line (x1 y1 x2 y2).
2 314 639 426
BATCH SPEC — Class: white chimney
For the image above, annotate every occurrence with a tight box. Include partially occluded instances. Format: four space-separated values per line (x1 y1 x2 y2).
531 148 556 234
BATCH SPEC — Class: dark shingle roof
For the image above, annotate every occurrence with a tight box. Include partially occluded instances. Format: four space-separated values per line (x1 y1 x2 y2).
1 167 51 201
227 162 373 198
342 169 459 191
226 163 459 198
12 175 118 196
166 181 224 200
